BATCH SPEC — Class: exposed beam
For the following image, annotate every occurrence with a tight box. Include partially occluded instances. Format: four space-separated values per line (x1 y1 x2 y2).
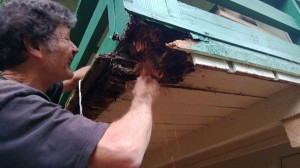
141 86 300 167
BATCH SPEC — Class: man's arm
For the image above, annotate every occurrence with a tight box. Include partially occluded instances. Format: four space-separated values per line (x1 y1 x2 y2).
88 76 159 168
62 66 90 92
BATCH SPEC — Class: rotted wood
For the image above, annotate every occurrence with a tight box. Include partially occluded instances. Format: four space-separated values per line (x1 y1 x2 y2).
66 15 195 119
119 15 195 83
66 54 136 119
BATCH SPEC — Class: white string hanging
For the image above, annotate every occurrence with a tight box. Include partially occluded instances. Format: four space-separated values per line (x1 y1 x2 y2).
78 79 83 116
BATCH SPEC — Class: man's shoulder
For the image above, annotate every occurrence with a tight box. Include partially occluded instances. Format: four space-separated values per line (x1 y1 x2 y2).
0 79 50 107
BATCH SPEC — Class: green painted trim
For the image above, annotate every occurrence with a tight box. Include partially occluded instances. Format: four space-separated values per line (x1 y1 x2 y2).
124 1 300 68
96 0 118 54
279 0 300 43
208 0 300 36
96 0 130 54
184 36 300 76
60 0 109 106
70 0 99 47
70 0 109 71
113 0 131 37
74 0 82 14
132 0 180 17
280 0 300 23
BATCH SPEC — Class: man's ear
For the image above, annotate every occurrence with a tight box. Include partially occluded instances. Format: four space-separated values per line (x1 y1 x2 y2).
23 38 43 59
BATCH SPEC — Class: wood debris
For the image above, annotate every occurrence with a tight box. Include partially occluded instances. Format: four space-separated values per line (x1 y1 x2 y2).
66 16 195 118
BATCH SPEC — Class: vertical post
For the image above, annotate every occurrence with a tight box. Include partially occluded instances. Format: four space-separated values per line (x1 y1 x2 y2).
60 0 110 106
60 0 130 107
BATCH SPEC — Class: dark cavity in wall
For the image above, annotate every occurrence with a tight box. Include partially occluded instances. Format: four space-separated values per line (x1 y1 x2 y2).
67 15 195 119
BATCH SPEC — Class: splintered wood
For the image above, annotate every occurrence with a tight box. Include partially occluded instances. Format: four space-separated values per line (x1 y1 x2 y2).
120 17 194 83
66 16 195 118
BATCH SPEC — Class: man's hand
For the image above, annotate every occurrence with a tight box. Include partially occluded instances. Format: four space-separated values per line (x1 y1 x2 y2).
132 76 160 101
89 76 160 168
62 66 90 92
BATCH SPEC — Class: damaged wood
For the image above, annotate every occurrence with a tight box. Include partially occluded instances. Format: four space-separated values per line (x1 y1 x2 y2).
66 16 195 118
119 16 195 83
66 54 136 119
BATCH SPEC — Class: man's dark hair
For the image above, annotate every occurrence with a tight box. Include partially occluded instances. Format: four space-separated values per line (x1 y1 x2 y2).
0 0 77 71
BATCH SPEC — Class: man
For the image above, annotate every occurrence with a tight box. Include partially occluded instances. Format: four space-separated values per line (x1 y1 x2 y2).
0 0 159 168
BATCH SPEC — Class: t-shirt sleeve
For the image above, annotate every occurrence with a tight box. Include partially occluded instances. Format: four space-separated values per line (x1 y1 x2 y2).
46 82 64 103
0 93 109 168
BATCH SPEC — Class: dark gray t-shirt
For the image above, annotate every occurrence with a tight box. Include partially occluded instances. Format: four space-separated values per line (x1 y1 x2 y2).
46 82 63 104
0 78 109 168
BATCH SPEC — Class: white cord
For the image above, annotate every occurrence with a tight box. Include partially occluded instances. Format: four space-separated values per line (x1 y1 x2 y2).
78 79 83 116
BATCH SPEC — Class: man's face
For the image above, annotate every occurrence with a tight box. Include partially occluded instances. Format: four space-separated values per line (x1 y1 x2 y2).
41 25 78 83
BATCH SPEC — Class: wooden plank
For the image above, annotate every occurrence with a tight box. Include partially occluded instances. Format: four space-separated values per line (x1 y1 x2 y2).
96 0 130 54
132 0 168 16
95 0 119 54
123 87 263 108
124 1 300 76
100 96 241 116
153 103 237 116
70 0 108 71
277 72 300 84
233 62 275 79
141 86 300 168
61 0 130 106
60 0 109 106
168 39 300 76
98 112 223 125
152 123 206 131
165 0 180 18
181 67 289 98
113 0 131 38
169 127 288 168
283 114 300 147
191 54 230 71
178 3 300 64
151 130 190 138
280 0 300 44
131 0 180 18
208 0 300 35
